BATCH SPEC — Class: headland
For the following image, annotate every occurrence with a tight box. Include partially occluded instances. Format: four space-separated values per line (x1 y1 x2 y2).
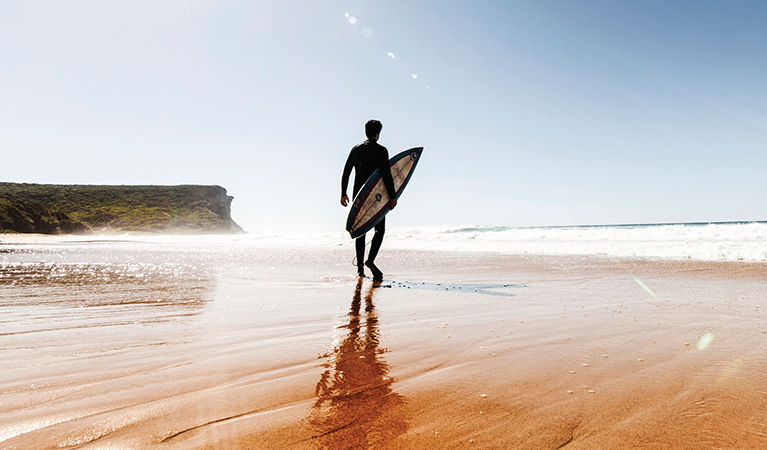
0 182 242 234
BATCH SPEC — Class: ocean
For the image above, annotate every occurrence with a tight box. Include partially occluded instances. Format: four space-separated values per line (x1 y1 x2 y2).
3 221 765 263
382 221 767 262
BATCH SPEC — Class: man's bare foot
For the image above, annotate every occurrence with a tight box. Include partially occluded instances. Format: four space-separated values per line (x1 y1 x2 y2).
365 260 383 282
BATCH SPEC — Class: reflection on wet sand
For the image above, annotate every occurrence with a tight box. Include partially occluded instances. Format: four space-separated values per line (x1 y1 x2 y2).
310 279 408 449
0 261 211 309
0 261 212 339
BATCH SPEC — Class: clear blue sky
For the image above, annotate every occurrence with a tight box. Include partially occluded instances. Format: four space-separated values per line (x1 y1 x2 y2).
2 1 766 231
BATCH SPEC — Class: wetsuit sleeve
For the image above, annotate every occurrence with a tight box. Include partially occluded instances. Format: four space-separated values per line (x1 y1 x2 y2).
380 148 396 199
341 148 354 197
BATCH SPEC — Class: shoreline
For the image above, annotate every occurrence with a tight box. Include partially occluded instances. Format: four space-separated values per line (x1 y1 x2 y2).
4 220 767 264
3 230 767 266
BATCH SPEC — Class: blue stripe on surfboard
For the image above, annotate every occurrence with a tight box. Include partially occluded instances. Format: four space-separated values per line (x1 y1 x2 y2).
346 147 423 239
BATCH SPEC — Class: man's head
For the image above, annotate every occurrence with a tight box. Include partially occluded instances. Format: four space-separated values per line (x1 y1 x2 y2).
365 119 383 140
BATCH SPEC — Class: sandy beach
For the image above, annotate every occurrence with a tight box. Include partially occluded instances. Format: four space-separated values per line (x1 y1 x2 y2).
1 239 767 449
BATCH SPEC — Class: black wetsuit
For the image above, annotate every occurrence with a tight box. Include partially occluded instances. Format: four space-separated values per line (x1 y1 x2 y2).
341 139 396 268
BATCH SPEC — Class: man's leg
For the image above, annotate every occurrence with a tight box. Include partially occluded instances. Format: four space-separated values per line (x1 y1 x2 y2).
355 234 366 277
365 218 385 281
367 217 386 262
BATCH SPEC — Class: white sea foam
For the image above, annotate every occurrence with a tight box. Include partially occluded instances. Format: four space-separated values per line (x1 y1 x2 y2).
382 222 767 262
2 222 765 262
232 222 767 262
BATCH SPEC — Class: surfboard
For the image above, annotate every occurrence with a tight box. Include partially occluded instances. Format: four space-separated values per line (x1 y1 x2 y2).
346 147 423 239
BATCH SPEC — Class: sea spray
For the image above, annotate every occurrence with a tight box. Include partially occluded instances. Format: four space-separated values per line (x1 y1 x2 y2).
3 221 765 262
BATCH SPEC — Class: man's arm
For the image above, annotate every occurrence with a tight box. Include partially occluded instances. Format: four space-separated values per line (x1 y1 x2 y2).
379 148 397 209
341 148 354 206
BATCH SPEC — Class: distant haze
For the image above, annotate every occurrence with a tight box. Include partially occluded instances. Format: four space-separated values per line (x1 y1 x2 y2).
2 1 766 232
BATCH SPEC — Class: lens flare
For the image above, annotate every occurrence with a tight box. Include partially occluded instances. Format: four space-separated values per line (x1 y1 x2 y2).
411 74 418 79
387 52 395 59
633 277 657 298
697 333 713 351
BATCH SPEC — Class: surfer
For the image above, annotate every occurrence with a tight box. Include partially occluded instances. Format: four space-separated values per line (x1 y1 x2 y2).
341 119 397 282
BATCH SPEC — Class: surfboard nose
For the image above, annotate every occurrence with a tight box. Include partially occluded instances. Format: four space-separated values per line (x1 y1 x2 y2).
407 147 423 164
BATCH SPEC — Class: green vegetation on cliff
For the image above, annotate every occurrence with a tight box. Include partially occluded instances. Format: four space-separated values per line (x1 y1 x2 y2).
0 183 242 234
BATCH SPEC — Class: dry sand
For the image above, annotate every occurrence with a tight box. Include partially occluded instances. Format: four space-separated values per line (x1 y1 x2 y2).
1 246 766 449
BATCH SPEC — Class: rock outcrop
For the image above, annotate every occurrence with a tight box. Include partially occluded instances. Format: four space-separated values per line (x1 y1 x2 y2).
0 183 242 234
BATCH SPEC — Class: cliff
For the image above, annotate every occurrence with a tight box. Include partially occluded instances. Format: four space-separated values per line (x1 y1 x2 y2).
0 183 243 234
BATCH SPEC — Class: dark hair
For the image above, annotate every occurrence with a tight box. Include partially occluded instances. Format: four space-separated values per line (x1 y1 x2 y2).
365 119 383 139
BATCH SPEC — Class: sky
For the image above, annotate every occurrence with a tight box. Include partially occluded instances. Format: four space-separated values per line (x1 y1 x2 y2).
1 1 766 231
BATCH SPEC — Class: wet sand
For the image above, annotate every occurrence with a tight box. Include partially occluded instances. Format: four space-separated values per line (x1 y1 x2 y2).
1 242 767 449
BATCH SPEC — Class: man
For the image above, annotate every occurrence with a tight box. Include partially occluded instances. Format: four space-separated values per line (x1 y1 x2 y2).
340 119 397 281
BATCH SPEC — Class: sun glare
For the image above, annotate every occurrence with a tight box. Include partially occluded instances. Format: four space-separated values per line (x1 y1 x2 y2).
697 333 714 351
